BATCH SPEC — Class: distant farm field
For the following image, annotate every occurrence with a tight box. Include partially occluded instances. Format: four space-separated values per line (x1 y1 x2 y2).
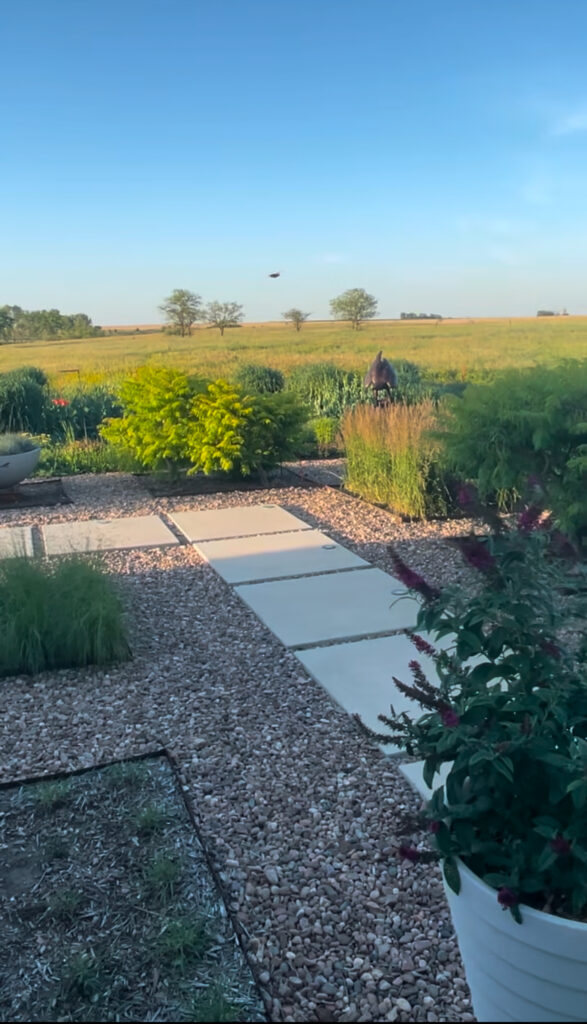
1 317 586 384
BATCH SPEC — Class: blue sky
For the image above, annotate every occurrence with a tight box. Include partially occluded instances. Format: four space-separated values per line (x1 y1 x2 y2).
2 0 587 323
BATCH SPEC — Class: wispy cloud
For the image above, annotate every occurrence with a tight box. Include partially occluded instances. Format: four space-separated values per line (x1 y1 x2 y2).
550 107 587 136
315 252 349 264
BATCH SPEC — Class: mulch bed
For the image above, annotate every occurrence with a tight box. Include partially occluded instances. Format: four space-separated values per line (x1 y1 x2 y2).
0 754 266 1023
0 479 71 510
137 466 316 498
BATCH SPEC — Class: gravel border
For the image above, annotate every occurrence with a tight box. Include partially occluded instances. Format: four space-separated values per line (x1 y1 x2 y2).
0 473 477 1023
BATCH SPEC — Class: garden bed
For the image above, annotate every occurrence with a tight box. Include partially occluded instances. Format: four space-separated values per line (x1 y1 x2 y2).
0 754 266 1023
137 466 316 498
0 478 71 510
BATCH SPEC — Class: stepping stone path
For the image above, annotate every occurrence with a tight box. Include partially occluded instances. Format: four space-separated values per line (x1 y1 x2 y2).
1 502 444 770
42 515 179 555
171 504 431 752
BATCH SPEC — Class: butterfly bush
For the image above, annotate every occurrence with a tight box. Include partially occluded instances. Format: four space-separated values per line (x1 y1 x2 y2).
367 486 587 922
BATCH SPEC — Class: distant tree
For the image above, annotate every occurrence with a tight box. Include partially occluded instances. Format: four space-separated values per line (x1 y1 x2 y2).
282 308 311 331
537 310 556 317
205 301 244 336
330 288 378 330
159 289 203 336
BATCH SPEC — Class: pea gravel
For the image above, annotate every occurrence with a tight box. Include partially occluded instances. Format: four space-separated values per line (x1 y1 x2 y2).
0 469 478 1023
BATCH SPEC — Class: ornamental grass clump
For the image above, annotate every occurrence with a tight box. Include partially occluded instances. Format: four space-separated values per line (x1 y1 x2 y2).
0 557 130 676
366 488 587 923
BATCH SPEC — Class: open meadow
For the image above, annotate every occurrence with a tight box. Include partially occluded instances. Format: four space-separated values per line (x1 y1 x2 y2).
1 316 586 384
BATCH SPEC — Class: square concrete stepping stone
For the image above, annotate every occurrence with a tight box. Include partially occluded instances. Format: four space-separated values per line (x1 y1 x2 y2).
169 504 310 542
0 525 34 559
42 515 179 555
235 569 419 647
196 529 369 583
296 632 441 739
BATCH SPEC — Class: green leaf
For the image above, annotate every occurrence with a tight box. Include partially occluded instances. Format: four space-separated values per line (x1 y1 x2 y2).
443 857 461 895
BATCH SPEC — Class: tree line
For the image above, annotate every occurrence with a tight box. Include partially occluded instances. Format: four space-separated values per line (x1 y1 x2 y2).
0 305 101 343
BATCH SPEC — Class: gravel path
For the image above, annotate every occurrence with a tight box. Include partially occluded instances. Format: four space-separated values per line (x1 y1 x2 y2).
0 473 477 1023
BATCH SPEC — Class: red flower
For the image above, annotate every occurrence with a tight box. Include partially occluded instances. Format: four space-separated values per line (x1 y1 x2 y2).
52 397 69 407
497 887 518 909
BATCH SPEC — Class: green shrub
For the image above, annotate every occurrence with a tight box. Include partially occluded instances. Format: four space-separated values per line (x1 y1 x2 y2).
296 416 342 458
286 363 364 417
37 436 136 476
0 433 39 455
103 367 307 477
187 381 307 476
233 363 284 394
436 361 587 545
0 366 51 433
100 365 208 472
0 557 130 676
341 401 453 518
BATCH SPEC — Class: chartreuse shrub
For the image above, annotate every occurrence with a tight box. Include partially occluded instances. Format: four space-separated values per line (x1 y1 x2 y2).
187 381 307 476
233 363 284 394
436 361 587 546
100 366 208 472
102 367 307 476
0 557 129 676
341 401 453 519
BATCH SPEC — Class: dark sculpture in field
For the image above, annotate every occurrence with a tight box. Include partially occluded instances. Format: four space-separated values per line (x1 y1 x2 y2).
364 350 398 403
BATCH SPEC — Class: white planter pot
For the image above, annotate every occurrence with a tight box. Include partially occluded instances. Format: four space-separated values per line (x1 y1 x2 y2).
0 447 41 489
444 859 587 1022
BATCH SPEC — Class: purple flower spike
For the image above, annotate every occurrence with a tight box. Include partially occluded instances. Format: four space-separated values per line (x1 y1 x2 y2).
398 845 420 863
457 482 477 510
388 547 440 602
428 820 441 834
410 633 437 658
550 836 572 856
440 707 460 728
458 535 496 573
517 504 542 532
540 639 562 660
497 887 518 909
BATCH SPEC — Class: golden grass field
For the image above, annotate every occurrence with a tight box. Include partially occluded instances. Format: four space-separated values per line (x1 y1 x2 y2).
1 316 586 385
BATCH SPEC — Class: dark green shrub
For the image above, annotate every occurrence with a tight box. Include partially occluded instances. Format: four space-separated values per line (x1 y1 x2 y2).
341 401 453 518
436 361 587 545
0 557 130 676
0 367 50 433
286 363 364 417
233 363 284 394
100 366 208 471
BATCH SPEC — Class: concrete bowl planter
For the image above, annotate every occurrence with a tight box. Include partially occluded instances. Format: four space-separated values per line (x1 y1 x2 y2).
444 858 587 1023
0 446 41 489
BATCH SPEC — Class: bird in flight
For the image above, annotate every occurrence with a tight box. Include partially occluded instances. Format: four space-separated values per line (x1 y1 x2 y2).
268 272 280 278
